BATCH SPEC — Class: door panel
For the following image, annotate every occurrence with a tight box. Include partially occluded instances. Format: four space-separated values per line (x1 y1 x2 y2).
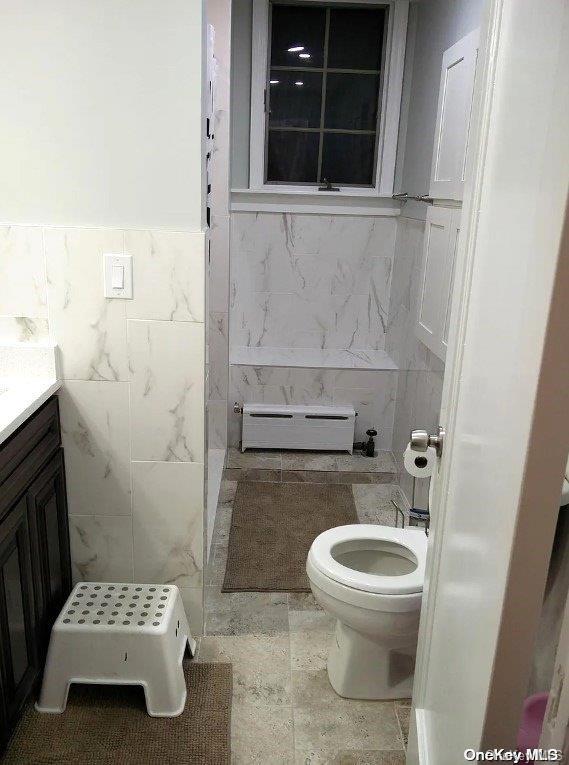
408 0 569 760
429 29 478 201
0 496 39 746
27 450 71 649
416 206 453 360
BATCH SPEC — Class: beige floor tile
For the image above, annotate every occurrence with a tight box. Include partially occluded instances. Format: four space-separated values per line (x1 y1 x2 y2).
226 447 282 469
219 479 238 503
232 701 295 763
289 610 335 633
197 633 291 706
290 628 334 671
395 703 411 747
282 452 338 471
288 593 323 611
295 750 406 764
293 701 402 751
335 452 397 474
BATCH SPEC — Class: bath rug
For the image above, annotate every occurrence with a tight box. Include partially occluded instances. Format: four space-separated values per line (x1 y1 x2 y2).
2 661 232 765
222 480 358 592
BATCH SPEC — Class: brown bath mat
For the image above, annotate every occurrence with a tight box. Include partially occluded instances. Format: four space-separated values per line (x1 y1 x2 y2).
2 662 232 765
222 481 358 592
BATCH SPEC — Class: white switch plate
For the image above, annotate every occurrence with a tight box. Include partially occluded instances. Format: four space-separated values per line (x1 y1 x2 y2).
104 254 133 299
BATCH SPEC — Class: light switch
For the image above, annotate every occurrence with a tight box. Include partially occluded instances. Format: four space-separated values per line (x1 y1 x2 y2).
104 254 133 299
111 264 124 289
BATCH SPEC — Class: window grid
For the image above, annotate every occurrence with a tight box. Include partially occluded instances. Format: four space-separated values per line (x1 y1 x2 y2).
265 3 383 186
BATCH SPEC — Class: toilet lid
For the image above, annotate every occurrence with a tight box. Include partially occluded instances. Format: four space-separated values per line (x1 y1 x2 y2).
308 524 427 595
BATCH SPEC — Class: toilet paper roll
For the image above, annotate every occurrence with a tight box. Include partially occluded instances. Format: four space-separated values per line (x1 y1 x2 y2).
403 443 437 479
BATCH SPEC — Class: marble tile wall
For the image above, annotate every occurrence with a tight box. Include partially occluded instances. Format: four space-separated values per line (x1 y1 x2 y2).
230 212 397 351
228 366 397 451
228 212 399 448
206 0 231 450
386 214 445 506
0 224 206 634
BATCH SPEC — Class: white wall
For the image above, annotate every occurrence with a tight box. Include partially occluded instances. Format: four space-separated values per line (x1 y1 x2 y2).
0 2 207 633
230 0 252 188
0 1 204 231
396 0 484 214
388 0 484 504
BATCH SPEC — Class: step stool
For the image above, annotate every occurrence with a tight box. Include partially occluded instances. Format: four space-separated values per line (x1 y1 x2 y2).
36 582 196 717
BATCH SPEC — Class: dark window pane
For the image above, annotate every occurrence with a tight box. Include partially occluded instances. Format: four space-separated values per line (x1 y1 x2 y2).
4 546 29 686
267 131 319 183
328 7 385 70
270 4 326 68
324 73 380 130
321 133 376 185
269 70 322 128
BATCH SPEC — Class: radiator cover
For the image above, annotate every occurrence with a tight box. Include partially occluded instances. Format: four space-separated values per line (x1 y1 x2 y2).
241 404 355 453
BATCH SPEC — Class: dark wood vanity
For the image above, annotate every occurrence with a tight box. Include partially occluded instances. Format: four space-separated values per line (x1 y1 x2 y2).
0 395 71 751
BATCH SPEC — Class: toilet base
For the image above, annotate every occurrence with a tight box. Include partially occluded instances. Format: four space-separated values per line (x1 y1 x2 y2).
327 620 416 700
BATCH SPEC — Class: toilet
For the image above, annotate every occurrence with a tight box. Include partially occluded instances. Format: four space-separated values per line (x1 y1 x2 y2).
306 524 427 700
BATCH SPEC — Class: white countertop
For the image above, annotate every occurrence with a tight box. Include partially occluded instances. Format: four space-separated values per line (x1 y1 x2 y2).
0 342 61 445
0 378 62 445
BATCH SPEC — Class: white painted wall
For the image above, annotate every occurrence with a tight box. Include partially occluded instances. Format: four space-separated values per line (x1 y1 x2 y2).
396 0 484 216
0 2 207 632
230 0 253 189
0 1 204 231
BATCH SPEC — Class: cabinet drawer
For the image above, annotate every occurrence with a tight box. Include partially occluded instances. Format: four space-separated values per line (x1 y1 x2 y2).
0 398 61 520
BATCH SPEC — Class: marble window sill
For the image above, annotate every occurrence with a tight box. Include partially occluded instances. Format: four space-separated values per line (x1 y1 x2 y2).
230 346 398 371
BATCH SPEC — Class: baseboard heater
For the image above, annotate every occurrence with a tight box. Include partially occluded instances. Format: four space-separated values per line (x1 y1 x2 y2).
241 403 355 453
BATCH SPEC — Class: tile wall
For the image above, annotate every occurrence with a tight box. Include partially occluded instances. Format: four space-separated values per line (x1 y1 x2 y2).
230 213 397 351
228 212 399 449
0 224 206 634
207 0 231 451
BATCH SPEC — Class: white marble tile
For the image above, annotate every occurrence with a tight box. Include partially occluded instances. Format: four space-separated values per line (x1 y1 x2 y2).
132 461 204 589
59 381 131 516
0 317 49 344
180 586 204 636
69 515 133 583
45 227 128 381
230 366 335 407
125 229 205 322
209 215 230 313
208 311 228 400
230 346 397 370
333 376 397 449
0 226 47 318
128 319 205 462
208 399 227 448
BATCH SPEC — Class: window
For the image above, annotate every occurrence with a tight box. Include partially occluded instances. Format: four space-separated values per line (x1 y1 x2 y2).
250 0 408 195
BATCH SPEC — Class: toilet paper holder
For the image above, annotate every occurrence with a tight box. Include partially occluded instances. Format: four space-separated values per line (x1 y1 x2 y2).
410 426 445 458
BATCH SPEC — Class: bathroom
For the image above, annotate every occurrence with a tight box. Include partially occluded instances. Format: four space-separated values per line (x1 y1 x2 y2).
0 0 567 763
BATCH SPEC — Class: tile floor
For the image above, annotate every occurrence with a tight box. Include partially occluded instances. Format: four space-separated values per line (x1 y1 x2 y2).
224 447 398 485
196 449 414 764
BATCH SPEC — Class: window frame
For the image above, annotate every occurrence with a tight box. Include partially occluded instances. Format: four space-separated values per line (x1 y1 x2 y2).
249 0 409 197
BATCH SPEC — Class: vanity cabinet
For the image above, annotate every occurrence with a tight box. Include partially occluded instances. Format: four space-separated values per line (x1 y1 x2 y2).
0 395 71 752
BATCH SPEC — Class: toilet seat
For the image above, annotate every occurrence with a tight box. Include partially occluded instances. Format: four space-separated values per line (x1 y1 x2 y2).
308 525 427 596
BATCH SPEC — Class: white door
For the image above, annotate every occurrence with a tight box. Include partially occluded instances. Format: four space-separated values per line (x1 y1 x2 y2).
429 29 478 201
407 0 569 762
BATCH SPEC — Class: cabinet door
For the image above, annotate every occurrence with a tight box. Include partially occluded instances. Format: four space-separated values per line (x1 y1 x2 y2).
416 206 462 362
0 496 39 747
429 29 479 201
27 450 71 651
417 206 452 358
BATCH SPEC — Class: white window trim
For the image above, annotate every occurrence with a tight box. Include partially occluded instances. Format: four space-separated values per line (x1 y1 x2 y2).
249 0 409 197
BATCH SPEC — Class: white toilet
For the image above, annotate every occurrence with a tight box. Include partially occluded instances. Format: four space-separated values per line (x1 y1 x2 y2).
306 524 427 700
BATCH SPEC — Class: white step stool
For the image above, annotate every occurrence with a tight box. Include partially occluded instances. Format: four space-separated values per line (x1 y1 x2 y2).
36 582 196 717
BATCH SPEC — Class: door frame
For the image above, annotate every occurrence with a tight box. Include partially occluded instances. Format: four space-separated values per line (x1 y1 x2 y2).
407 0 569 759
